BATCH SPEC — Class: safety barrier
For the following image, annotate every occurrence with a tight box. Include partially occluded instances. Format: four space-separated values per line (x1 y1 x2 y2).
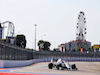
0 59 49 68
62 57 100 62
0 57 100 68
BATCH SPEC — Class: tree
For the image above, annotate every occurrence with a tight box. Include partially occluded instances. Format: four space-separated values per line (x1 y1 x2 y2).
91 46 94 51
38 40 51 51
38 40 44 50
44 41 51 50
16 35 27 48
88 47 91 51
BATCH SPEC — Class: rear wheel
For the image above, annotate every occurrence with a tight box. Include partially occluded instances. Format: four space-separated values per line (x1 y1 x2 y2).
48 63 53 69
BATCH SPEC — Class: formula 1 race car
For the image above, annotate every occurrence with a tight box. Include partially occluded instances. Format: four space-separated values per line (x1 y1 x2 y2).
48 59 78 70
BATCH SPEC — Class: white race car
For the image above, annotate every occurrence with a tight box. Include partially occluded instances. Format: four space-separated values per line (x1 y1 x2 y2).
48 59 78 70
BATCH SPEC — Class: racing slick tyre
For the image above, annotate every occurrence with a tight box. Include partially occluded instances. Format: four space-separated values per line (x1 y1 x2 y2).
71 64 78 70
48 63 53 69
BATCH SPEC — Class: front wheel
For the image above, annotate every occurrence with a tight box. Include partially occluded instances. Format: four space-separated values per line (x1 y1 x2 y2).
71 64 78 70
48 63 53 69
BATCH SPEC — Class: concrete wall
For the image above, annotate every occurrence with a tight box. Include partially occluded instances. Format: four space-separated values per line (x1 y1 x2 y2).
0 58 100 68
0 59 49 68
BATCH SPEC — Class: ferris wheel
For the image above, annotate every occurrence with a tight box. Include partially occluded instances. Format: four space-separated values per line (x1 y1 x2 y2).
76 11 87 41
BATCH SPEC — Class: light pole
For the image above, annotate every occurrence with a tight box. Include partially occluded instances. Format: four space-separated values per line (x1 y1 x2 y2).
34 24 37 50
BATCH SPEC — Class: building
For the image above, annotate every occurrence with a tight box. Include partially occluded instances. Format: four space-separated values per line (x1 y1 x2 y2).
58 44 66 52
58 40 91 52
93 44 100 52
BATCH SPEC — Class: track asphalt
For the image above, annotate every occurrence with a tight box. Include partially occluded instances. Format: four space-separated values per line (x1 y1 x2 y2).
0 62 100 75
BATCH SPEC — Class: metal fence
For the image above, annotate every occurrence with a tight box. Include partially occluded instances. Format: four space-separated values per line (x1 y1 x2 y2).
0 42 100 60
0 42 33 60
33 51 100 59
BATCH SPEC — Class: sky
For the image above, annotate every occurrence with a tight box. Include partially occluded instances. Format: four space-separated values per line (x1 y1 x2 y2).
0 0 100 50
